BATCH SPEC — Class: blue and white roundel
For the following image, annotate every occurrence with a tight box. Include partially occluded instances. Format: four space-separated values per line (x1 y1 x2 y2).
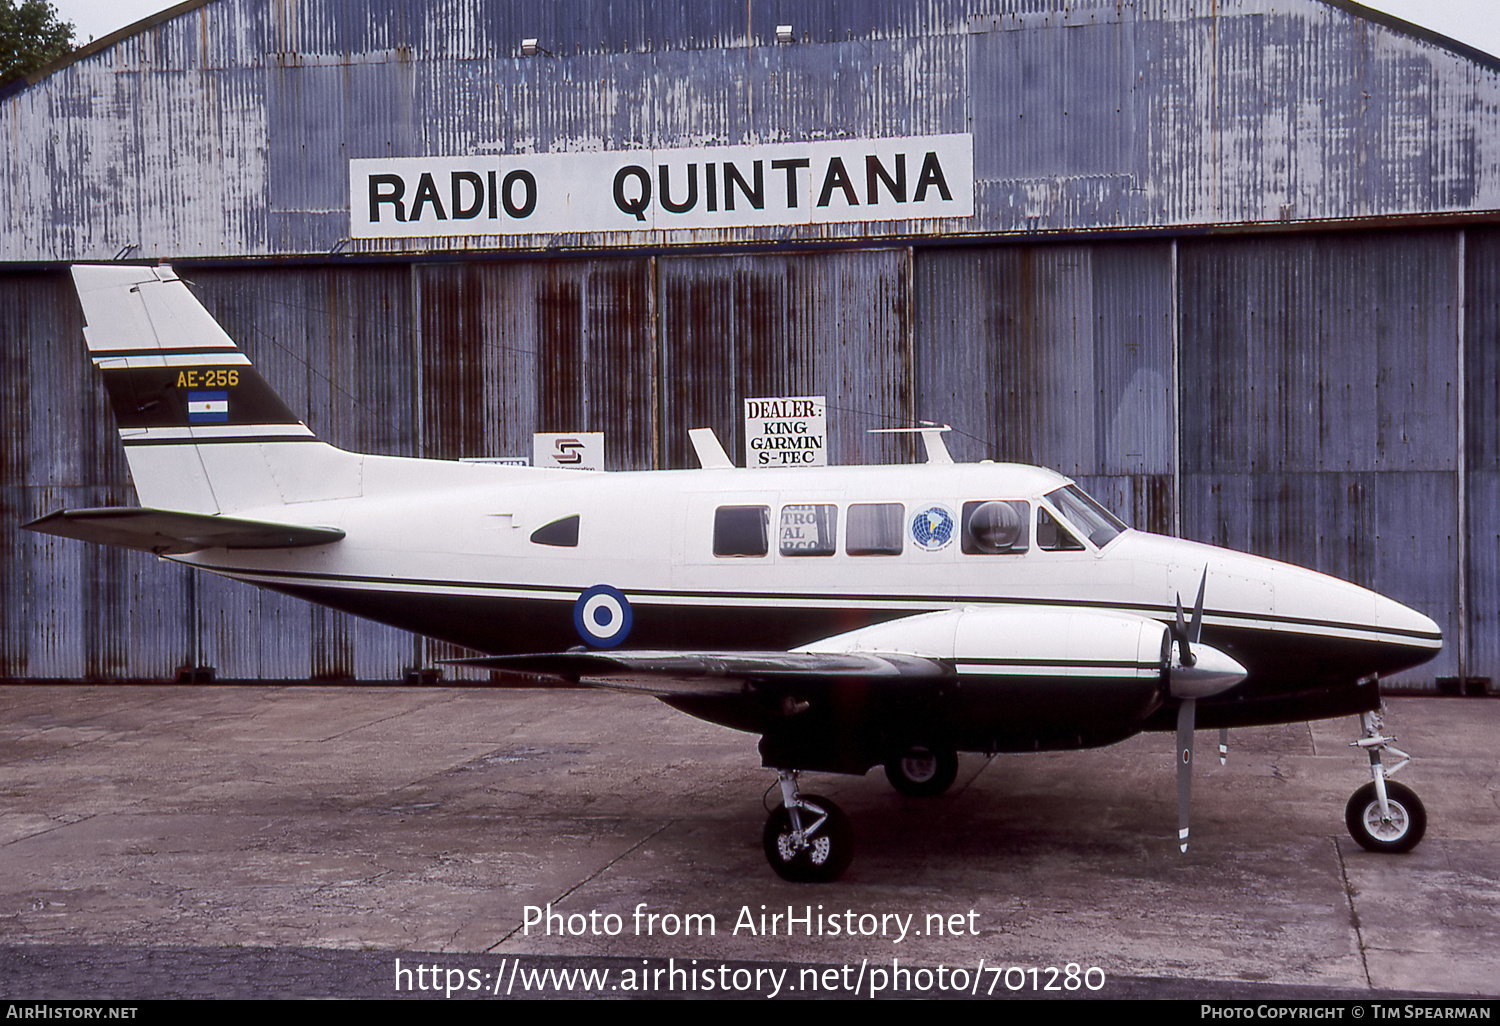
911 504 956 551
573 584 633 647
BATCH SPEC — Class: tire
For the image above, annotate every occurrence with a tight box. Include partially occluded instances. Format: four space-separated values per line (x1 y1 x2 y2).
884 745 959 797
1345 780 1426 854
762 794 854 882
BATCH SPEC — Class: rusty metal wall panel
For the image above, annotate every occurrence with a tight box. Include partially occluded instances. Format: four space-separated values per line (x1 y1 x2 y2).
4 486 196 680
1461 472 1500 684
657 250 915 470
915 242 1175 532
0 272 194 679
969 17 1142 226
1179 233 1462 685
6 0 1500 261
415 258 655 469
1464 228 1500 684
1179 233 1460 475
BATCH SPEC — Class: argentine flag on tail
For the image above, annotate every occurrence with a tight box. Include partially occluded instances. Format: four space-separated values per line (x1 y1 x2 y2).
187 391 229 423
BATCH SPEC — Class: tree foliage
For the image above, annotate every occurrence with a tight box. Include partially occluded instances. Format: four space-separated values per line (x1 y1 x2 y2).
0 0 75 87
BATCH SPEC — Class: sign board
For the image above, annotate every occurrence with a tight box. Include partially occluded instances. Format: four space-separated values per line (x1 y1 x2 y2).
744 396 826 469
350 134 973 239
533 433 604 471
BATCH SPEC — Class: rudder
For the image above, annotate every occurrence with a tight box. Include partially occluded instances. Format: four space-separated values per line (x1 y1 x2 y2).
72 265 362 514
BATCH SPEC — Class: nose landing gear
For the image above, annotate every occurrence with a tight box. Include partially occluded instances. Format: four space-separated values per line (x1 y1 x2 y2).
1346 709 1426 854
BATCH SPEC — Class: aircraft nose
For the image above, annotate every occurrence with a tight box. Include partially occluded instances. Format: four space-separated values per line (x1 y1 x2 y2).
1373 592 1443 650
1266 562 1443 676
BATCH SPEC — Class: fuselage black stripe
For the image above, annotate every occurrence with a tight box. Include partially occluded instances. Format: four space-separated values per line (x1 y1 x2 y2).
194 564 1440 643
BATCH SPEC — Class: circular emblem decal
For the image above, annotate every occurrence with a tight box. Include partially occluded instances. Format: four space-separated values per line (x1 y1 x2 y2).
910 504 956 551
573 584 633 647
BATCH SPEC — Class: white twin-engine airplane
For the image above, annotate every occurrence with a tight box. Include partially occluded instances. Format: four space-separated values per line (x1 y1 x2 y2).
27 265 1443 881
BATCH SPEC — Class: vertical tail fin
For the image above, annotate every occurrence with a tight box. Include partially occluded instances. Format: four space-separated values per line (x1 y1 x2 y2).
72 265 362 513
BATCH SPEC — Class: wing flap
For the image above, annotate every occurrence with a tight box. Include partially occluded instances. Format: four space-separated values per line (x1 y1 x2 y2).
23 507 345 554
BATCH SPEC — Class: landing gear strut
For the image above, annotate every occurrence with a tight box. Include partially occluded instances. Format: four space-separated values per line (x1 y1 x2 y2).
763 770 854 882
1346 709 1426 854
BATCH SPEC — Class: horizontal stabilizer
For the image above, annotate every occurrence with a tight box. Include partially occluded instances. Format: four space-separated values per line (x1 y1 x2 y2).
23 507 345 555
446 649 948 695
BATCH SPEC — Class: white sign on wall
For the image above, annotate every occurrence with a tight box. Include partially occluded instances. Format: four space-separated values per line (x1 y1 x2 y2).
533 432 605 471
350 134 973 238
744 396 826 469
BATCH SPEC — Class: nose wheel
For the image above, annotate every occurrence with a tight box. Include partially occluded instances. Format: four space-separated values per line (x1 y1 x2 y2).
1346 709 1426 854
1346 780 1426 853
763 770 854 882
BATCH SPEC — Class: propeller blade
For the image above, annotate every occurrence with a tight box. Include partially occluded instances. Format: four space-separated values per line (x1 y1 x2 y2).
1219 727 1229 766
1176 697 1196 853
1189 568 1208 645
1174 592 1194 667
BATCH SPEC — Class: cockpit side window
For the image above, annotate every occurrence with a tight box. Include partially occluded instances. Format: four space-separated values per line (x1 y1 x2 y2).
1044 485 1127 548
529 515 580 547
780 504 837 556
961 500 1030 554
1036 507 1084 551
846 503 904 556
714 505 769 557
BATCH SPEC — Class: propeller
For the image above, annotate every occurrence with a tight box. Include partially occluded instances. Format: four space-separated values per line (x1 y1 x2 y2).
1165 568 1246 852
1176 697 1196 853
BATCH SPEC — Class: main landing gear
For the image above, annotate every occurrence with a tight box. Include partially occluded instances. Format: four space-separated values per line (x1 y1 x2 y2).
1346 709 1426 854
763 770 854 882
883 745 959 797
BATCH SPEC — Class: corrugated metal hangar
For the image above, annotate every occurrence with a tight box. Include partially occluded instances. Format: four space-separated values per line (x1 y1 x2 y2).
1 0 1497 687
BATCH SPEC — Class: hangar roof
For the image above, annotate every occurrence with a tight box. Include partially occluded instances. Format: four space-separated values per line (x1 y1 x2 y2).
3 0 1498 262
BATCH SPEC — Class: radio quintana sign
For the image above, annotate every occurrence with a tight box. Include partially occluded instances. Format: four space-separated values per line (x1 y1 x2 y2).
349 135 972 238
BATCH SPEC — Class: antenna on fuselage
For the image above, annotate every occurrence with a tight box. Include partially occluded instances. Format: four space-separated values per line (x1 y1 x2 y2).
868 424 954 465
688 427 735 469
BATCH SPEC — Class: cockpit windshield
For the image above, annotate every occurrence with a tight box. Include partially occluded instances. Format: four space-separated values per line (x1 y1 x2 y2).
1044 484 1128 549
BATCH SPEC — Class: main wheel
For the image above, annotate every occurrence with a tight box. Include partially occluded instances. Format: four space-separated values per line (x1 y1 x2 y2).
762 794 854 882
884 745 959 797
1345 780 1426 853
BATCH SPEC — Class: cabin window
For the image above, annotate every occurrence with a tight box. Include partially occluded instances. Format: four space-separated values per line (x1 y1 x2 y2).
1036 507 1084 551
962 500 1030 554
1045 485 1126 548
779 504 836 556
714 505 769 557
529 515 579 547
846 503 904 556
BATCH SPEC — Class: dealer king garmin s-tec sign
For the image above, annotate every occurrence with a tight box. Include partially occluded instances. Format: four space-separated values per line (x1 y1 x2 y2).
349 135 973 238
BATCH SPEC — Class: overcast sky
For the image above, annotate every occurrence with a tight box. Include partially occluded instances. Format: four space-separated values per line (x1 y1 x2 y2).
48 0 1500 62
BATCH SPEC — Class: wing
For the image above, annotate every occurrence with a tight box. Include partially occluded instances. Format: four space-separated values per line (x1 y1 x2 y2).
23 507 345 555
457 607 1213 776
445 649 949 696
